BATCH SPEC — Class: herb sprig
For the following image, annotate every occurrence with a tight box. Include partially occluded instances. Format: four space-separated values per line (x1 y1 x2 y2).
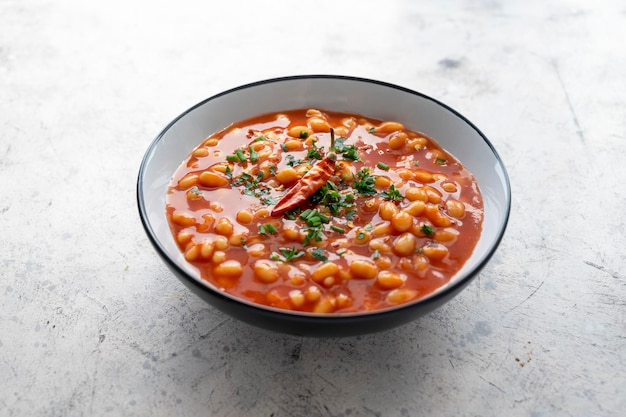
380 184 403 202
421 224 434 236
271 247 305 262
232 171 270 199
311 248 328 262
353 168 377 196
309 180 354 216
335 137 360 161
306 140 324 160
285 154 303 167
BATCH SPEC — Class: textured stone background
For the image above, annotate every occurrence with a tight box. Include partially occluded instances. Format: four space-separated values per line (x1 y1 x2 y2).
1 0 625 416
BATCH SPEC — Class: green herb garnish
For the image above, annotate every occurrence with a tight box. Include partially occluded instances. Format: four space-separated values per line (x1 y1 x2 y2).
306 140 323 160
283 207 301 221
353 168 377 196
311 248 328 262
377 162 390 171
303 225 324 246
309 180 354 216
435 157 447 165
285 154 303 167
421 224 434 235
335 137 360 161
300 209 330 227
342 146 360 161
272 247 305 262
299 209 331 246
261 196 277 206
248 146 259 163
330 225 346 234
235 149 246 163
380 184 403 202
259 223 278 235
232 172 270 199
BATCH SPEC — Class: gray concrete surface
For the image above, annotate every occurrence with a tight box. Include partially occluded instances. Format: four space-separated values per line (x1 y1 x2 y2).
1 0 625 416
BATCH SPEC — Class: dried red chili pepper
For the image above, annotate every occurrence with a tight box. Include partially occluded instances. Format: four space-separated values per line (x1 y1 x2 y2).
271 130 338 217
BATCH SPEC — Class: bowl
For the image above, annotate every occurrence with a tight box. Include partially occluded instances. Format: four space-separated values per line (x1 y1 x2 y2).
137 75 511 337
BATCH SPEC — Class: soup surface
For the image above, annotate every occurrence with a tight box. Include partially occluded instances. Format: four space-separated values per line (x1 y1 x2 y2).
166 109 483 313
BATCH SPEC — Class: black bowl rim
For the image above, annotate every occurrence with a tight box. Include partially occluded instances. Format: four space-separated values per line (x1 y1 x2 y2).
136 74 512 322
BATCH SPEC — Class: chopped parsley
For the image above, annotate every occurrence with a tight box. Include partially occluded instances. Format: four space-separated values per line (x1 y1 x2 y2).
232 172 270 199
311 248 328 262
283 207 302 221
303 225 324 246
335 137 360 161
435 157 447 165
376 162 390 171
285 154 303 167
342 146 360 161
368 127 376 133
309 181 354 216
299 130 309 139
261 195 277 206
271 247 305 262
421 224 434 236
380 184 403 202
341 145 361 161
353 168 377 196
306 140 324 160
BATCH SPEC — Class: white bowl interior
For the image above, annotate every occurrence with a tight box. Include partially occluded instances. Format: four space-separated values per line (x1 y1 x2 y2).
139 76 510 310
